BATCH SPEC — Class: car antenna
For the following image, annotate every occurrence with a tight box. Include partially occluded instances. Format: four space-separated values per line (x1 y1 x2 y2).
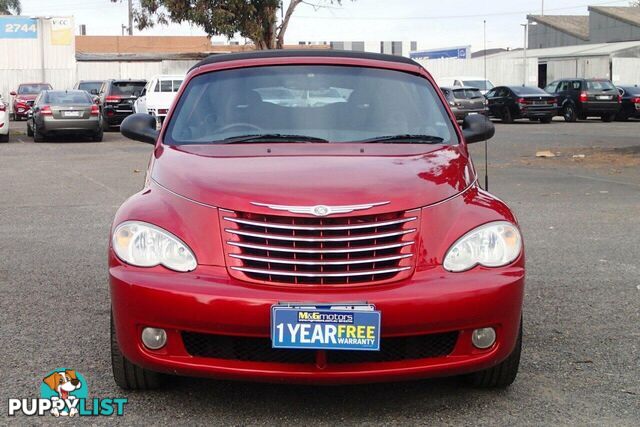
483 19 489 191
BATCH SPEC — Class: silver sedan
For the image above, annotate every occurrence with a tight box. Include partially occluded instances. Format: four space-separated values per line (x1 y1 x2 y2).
27 90 103 142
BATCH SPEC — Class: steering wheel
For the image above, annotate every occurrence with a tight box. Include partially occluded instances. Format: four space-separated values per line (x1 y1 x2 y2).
217 123 263 134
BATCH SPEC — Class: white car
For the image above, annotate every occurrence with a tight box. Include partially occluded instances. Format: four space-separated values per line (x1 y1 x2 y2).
437 76 495 95
133 75 184 124
0 95 9 142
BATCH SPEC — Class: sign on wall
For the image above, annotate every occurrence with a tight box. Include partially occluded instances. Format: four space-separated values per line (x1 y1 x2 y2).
410 46 471 60
50 18 72 45
0 17 38 39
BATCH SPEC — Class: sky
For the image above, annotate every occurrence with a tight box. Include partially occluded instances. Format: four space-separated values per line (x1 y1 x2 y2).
19 0 635 51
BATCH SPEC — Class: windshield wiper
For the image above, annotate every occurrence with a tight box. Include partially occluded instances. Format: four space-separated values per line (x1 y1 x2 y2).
219 134 330 144
354 134 445 144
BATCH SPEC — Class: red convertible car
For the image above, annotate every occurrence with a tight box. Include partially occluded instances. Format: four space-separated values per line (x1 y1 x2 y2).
110 50 524 390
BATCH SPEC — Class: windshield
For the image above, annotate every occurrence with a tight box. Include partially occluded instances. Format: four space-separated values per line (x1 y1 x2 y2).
462 80 494 91
453 88 483 99
165 65 457 145
111 81 146 96
78 82 102 93
18 84 51 94
45 91 92 105
586 80 615 91
157 79 183 93
511 86 548 95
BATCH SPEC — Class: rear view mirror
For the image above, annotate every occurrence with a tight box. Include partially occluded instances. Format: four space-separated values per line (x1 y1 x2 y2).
121 113 159 145
462 114 495 144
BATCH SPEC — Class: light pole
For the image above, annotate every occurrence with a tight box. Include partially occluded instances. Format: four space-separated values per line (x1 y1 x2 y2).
521 23 528 86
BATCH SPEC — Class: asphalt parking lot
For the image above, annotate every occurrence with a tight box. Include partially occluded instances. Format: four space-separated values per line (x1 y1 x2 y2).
1 119 638 425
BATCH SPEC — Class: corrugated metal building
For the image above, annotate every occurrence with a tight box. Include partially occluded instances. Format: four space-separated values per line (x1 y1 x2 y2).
528 6 640 49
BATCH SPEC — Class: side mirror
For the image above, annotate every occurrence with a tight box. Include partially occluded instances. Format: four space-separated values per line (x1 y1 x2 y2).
90 89 98 95
121 113 159 145
462 114 495 144
10 91 16 96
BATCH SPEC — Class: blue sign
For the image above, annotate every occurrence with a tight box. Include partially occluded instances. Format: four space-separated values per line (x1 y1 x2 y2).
271 304 381 351
0 17 38 39
410 46 470 60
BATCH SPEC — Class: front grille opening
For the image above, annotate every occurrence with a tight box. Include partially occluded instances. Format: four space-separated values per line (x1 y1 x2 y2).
182 331 458 364
223 210 417 285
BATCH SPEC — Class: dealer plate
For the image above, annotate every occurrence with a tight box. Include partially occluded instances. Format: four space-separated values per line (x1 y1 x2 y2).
271 304 380 351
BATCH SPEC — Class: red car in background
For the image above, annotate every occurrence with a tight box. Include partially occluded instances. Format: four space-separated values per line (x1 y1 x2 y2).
110 50 524 390
10 83 52 120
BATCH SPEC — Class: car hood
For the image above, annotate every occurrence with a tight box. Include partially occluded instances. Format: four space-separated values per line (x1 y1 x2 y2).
151 144 475 214
15 94 37 102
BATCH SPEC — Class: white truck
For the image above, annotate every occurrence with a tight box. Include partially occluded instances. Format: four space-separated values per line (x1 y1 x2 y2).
133 75 184 124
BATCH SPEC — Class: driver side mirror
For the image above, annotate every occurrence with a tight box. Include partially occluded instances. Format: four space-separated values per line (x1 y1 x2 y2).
462 114 495 144
120 113 159 144
10 91 16 96
90 89 98 95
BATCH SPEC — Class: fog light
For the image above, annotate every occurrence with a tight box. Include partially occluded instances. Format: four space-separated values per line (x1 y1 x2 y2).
472 327 496 349
141 327 167 350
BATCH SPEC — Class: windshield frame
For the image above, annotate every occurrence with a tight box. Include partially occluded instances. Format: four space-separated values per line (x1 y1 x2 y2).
161 63 460 147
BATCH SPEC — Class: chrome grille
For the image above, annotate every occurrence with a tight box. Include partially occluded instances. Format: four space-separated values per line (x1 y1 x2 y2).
221 209 419 286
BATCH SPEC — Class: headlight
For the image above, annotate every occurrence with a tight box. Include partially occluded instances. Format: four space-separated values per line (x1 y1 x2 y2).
443 221 522 272
112 221 197 272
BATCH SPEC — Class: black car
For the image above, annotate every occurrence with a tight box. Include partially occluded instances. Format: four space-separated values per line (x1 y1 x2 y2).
98 79 147 129
615 85 640 121
74 80 105 103
485 86 557 123
440 86 487 120
544 78 620 122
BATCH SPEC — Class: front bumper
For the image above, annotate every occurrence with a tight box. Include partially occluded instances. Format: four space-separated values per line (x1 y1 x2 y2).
110 261 524 384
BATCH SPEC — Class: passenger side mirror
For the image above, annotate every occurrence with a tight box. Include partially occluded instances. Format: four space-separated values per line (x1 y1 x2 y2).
120 113 159 145
462 114 495 144
10 91 16 96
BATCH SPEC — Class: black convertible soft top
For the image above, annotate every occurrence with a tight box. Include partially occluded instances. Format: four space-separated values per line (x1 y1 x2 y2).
189 49 420 72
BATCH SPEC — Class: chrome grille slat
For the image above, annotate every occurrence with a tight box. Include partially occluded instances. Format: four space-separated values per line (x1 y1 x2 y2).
223 216 417 231
230 253 412 265
222 209 418 286
227 241 414 254
231 266 411 278
225 228 416 242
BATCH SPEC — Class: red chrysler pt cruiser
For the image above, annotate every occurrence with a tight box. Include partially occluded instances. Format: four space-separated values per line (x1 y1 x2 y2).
110 50 524 390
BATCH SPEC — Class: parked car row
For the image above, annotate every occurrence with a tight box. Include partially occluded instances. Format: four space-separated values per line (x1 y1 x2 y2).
2 74 184 142
440 76 639 125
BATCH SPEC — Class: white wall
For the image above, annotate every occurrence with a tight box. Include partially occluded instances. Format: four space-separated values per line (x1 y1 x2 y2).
0 17 76 103
545 56 610 82
611 57 640 84
76 59 198 81
416 57 539 86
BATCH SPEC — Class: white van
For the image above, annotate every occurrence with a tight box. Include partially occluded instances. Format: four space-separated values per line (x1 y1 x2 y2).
134 75 184 124
437 76 495 95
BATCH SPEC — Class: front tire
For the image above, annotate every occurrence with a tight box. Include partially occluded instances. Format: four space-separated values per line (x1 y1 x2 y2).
563 104 577 122
540 116 553 124
0 133 8 142
601 113 615 122
111 313 165 390
27 121 33 137
466 320 522 388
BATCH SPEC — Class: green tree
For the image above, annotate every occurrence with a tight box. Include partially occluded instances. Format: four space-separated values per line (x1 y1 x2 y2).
112 0 344 49
0 0 21 15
